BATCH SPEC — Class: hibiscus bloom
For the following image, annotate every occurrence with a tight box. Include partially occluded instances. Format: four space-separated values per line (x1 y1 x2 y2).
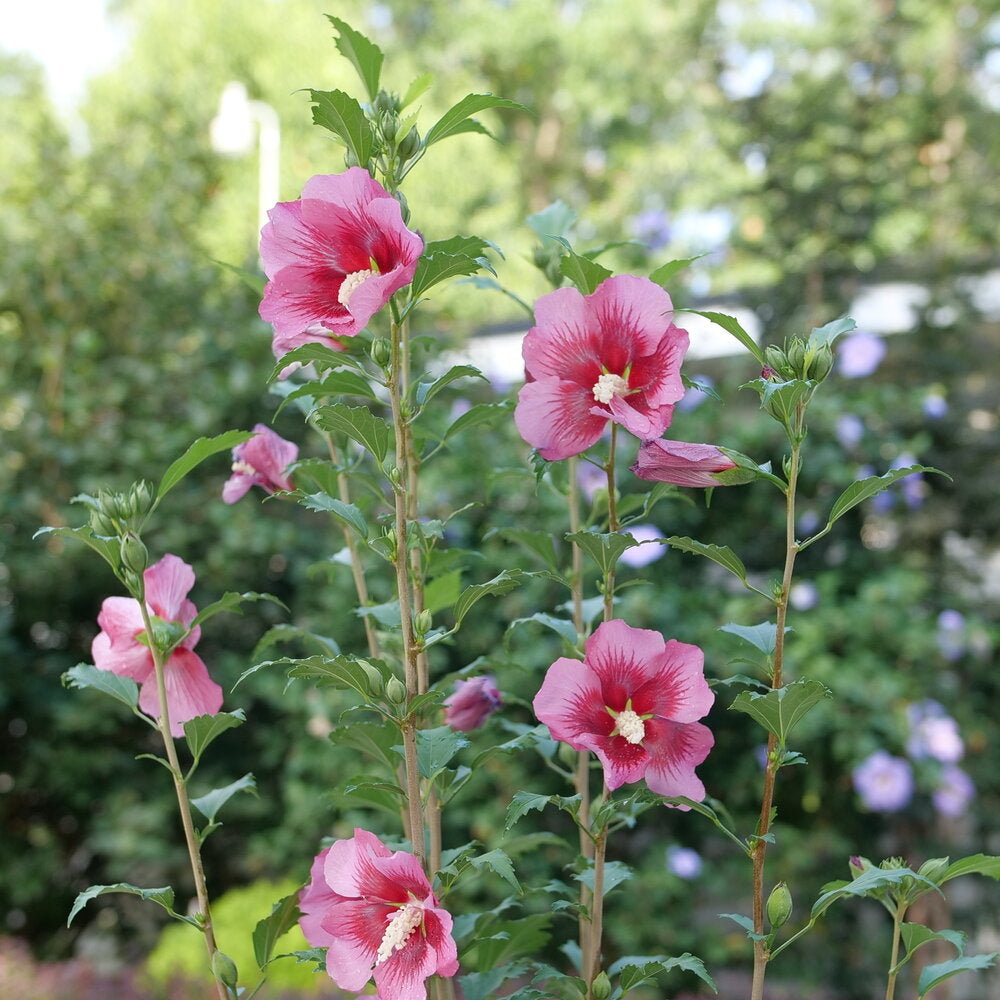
222 424 298 503
631 439 752 487
443 675 501 731
532 619 714 800
514 275 689 460
259 167 424 358
91 554 222 737
299 829 458 1000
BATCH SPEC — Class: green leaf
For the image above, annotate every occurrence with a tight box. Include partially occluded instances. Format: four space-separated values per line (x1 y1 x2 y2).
156 431 253 503
413 726 470 779
268 343 353 381
183 710 246 764
332 778 405 816
325 16 383 101
487 527 560 572
559 249 611 294
665 536 752 589
718 622 786 655
309 89 374 167
468 848 521 893
276 370 377 415
410 236 499 299
807 315 856 350
661 797 751 856
297 492 369 539
648 255 706 286
575 860 632 898
63 663 139 713
285 653 394 699
566 529 639 577
900 923 966 964
250 623 340 661
252 892 302 969
689 310 764 365
189 591 286 629
211 257 265 296
34 525 123 575
730 679 832 745
328 720 404 771
609 954 717 993
507 612 577 646
443 400 513 443
402 72 434 108
825 465 950 527
939 853 1000 885
720 913 769 941
67 883 193 927
414 363 485 408
506 791 580 832
424 93 531 146
453 570 526 627
459 963 534 1000
810 866 939 921
526 200 577 242
424 569 463 613
918 954 997 997
314 401 389 464
191 773 257 826
757 377 814 425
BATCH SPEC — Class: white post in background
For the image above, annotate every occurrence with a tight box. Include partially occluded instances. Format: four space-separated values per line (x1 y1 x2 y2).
210 81 281 258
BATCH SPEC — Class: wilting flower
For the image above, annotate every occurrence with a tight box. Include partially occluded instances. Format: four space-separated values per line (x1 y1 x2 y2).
932 764 975 818
837 331 885 378
91 554 222 736
298 829 458 1000
443 675 501 731
532 619 714 800
259 168 424 358
631 439 750 488
618 524 666 568
222 424 298 503
852 750 913 812
514 275 689 460
905 700 964 763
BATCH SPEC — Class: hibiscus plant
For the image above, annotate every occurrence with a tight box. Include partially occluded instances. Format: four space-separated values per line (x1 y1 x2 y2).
39 14 999 1000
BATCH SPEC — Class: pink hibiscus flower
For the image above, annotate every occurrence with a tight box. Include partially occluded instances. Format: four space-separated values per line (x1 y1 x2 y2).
222 424 298 503
443 675 501 731
298 829 459 1000
631 439 744 487
514 275 689 460
532 619 714 800
91 554 222 737
259 167 424 358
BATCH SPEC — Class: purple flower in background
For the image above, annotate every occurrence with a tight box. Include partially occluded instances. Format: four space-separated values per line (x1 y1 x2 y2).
853 750 913 812
932 765 975 818
922 391 948 419
797 509 821 536
576 461 607 501
906 700 963 762
619 525 666 568
892 453 924 509
935 610 966 661
630 208 671 251
443 676 501 731
789 580 818 611
857 464 894 513
835 413 865 449
665 845 703 879
677 375 714 412
837 331 886 378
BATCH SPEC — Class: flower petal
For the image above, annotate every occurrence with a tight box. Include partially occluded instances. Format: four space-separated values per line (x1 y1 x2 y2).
299 847 339 948
137 648 223 738
583 620 670 711
143 554 197 623
642 718 714 801
91 622 152 682
514 378 608 460
323 899 383 992
631 439 737 487
532 657 610 748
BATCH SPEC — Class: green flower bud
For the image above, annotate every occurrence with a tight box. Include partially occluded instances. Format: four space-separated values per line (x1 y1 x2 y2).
385 676 407 705
119 532 148 576
764 344 789 376
343 146 360 169
786 338 806 375
211 950 239 992
394 189 410 225
89 509 117 538
811 344 834 381
357 659 385 697
397 126 420 161
130 479 155 519
917 857 950 884
370 337 392 368
373 90 399 116
590 971 612 1000
414 609 433 637
766 882 793 929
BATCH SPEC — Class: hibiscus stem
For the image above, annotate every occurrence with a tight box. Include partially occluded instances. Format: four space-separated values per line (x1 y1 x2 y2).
750 406 803 1000
587 786 610 995
603 425 619 621
137 601 227 1000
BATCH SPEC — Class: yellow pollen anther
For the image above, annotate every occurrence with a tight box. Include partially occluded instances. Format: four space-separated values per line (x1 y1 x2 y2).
338 268 376 308
231 460 257 476
614 708 645 745
592 372 629 404
375 903 423 965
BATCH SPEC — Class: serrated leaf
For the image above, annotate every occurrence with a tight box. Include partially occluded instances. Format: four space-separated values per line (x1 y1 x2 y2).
443 400 514 443
415 364 485 408
666 536 750 587
424 569 463 613
807 315 856 350
332 778 405 816
268 343 352 381
689 310 764 365
314 401 389 464
250 623 340 661
720 913 768 941
526 200 577 242
758 377 814 425
411 236 499 299
402 72 434 108
559 248 611 294
189 591 286 629
355 599 401 627
297 492 368 539
453 570 526 627
309 89 374 167
183 710 246 763
575 860 632 897
825 465 949 526
469 849 521 892
719 622 785 655
413 726 470 778
328 720 404 771
67 883 192 927
487 527 560 572
424 93 531 146
325 16 383 100
900 923 966 964
252 892 302 969
157 431 253 502
507 612 577 646
506 791 580 831
34 525 122 574
730 679 832 745
649 255 706 286
191 773 257 825
918 954 997 997
810 867 938 921
566 529 639 577
275 370 377 416
939 854 1000 885
287 653 393 699
63 663 139 712
610 953 717 992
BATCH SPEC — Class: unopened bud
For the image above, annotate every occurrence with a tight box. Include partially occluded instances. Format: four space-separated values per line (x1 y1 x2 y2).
397 127 420 161
385 676 407 705
90 509 117 537
394 189 410 225
786 338 806 375
119 532 148 576
766 882 793 929
918 857 950 883
357 659 384 697
811 344 834 381
764 345 789 377
414 609 433 637
211 950 239 992
382 528 397 559
343 146 360 169
590 971 612 1000
373 90 399 116
130 480 155 519
370 337 392 368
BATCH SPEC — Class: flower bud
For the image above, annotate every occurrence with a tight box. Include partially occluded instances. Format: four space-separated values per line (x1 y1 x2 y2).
357 659 385 697
785 338 806 376
343 146 360 169
766 882 793 929
590 971 612 1000
385 676 407 705
370 337 392 368
373 90 399 116
394 189 410 225
414 609 433 637
119 532 149 576
917 857 950 883
397 127 420 161
211 950 239 992
89 509 117 537
811 344 834 381
764 345 789 377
